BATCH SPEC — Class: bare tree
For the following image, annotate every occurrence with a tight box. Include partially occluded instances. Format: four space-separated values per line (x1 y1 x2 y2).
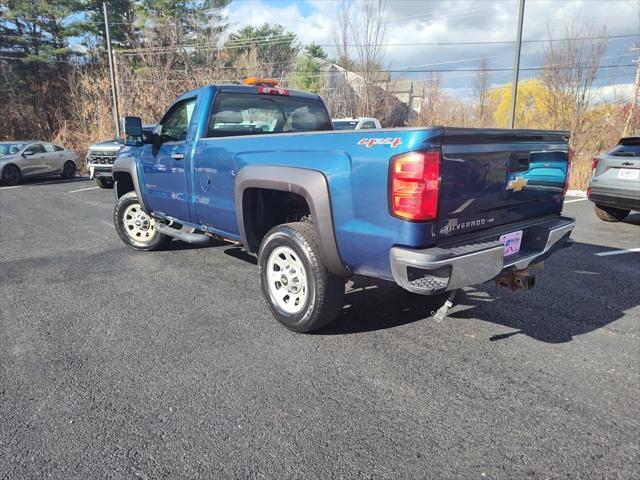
410 72 471 128
331 0 354 70
330 0 388 117
474 58 490 126
541 23 607 145
622 56 639 137
423 72 443 123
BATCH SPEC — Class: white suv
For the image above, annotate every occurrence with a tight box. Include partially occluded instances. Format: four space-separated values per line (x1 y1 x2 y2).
331 117 381 130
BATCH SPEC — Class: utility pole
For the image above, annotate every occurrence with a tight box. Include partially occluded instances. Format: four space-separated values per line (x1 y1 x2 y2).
622 46 639 137
103 1 121 138
508 0 525 129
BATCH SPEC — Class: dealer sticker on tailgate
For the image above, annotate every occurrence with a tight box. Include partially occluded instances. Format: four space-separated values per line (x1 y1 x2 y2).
500 230 523 256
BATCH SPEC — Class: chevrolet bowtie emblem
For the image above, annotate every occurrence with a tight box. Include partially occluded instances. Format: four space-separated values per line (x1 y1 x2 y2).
506 176 528 192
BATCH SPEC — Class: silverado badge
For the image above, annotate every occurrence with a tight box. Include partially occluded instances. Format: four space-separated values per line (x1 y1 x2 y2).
506 176 528 192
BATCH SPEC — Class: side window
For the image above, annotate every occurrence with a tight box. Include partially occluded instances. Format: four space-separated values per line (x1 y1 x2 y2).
361 121 376 129
43 143 56 153
159 97 196 142
53 145 65 152
25 144 45 154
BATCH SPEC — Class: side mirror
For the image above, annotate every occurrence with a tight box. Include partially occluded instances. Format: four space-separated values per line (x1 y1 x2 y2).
22 150 34 157
123 116 144 146
142 125 157 144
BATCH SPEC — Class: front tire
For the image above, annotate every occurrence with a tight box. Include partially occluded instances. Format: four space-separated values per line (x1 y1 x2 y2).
1 164 21 185
61 161 76 179
114 191 168 250
594 204 629 222
258 222 345 333
95 177 114 189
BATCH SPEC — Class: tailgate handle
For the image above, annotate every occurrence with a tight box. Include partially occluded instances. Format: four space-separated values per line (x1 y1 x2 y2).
509 152 530 172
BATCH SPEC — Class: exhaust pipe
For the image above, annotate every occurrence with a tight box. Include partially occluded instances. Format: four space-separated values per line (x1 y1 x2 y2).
496 269 536 291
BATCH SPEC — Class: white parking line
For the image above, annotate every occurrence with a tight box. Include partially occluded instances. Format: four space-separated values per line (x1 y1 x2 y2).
564 198 589 204
595 248 640 257
68 186 100 193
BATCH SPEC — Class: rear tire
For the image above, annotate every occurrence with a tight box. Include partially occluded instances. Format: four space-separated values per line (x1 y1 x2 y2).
1 164 21 185
258 222 345 333
594 204 629 222
95 177 114 189
61 161 76 179
114 191 168 251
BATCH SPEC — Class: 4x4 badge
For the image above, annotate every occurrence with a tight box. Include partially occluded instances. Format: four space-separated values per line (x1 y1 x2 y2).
506 176 528 192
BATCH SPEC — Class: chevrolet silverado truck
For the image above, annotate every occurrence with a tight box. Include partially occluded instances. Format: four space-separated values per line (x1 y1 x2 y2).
112 79 575 333
87 125 155 189
87 139 122 188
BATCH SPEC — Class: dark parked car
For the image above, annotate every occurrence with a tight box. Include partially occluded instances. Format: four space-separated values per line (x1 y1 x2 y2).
588 136 640 221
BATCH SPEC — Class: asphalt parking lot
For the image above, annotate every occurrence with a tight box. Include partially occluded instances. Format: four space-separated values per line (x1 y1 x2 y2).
1 178 638 479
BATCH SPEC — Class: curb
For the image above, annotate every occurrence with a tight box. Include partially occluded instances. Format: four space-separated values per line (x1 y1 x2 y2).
566 189 587 197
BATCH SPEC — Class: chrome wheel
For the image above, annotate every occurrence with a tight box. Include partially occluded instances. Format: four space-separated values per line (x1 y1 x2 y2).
266 245 308 314
122 203 156 243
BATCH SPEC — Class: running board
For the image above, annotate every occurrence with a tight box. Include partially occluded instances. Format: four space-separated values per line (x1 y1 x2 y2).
156 223 210 246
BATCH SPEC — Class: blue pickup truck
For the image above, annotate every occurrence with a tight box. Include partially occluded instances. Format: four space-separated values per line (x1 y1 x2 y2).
112 80 575 332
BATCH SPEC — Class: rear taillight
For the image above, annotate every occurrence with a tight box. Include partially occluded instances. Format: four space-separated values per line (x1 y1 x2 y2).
564 148 573 195
591 157 599 170
257 85 289 96
389 149 441 221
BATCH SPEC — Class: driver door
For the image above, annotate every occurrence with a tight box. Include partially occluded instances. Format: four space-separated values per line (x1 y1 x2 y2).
20 143 48 177
140 97 196 222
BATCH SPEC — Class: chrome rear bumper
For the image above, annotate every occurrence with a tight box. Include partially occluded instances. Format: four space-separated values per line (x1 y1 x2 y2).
390 216 575 295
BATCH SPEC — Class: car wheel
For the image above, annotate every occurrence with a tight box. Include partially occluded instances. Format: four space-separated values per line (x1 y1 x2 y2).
258 222 345 333
1 164 21 185
61 161 76 179
594 204 629 222
114 191 168 251
95 177 114 189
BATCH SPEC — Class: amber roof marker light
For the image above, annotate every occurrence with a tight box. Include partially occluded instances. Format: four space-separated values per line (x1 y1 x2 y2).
243 77 279 87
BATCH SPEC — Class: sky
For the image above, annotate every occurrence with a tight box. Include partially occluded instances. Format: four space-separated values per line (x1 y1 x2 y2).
222 0 640 102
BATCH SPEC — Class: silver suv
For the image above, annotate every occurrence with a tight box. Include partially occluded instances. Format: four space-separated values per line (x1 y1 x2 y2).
588 136 640 222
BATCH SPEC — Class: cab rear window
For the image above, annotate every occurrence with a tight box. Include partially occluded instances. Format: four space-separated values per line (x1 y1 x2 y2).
332 120 358 130
207 93 332 138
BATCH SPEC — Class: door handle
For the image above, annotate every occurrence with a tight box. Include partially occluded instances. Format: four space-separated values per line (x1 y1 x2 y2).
171 152 184 160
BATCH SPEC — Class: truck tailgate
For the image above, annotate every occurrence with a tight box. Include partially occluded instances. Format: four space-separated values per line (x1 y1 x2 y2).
436 128 570 240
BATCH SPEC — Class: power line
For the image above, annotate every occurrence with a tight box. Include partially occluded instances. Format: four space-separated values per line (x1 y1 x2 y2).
115 33 639 55
1 52 634 75
112 63 636 86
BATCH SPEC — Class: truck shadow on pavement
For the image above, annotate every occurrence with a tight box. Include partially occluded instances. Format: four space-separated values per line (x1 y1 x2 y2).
319 241 638 343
